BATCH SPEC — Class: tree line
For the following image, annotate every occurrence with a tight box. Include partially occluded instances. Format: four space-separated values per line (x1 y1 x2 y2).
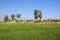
4 14 21 22
4 9 42 22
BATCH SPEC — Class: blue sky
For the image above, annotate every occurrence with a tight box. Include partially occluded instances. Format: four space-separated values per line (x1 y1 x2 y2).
0 0 60 21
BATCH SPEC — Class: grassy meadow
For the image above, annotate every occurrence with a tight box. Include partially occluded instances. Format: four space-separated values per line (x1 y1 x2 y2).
0 24 60 40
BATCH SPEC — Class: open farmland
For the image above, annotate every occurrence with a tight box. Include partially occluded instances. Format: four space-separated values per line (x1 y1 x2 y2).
0 24 60 40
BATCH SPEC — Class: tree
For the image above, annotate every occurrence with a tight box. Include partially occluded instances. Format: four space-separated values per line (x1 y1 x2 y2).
34 10 38 19
11 14 15 20
34 10 42 20
16 13 21 20
4 15 9 22
38 11 42 20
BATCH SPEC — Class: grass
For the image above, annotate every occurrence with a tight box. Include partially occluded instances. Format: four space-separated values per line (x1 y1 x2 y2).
0 23 60 40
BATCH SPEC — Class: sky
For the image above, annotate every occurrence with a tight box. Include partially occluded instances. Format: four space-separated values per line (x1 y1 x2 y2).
0 0 60 21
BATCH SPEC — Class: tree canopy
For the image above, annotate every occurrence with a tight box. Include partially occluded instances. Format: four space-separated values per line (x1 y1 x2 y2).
11 14 15 20
4 15 9 22
16 13 21 20
34 10 42 20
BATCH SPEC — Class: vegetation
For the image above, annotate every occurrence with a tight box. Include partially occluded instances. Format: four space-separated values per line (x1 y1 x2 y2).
11 14 15 20
0 24 60 40
34 10 38 19
16 13 21 20
4 15 9 22
38 11 42 20
34 10 42 20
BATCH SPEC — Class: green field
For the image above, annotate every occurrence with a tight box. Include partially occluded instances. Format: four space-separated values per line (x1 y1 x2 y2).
0 24 60 40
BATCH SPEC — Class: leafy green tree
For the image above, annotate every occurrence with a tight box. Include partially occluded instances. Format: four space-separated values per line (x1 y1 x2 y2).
34 10 38 19
38 11 42 20
11 14 15 20
4 15 9 22
34 10 42 20
16 13 21 20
